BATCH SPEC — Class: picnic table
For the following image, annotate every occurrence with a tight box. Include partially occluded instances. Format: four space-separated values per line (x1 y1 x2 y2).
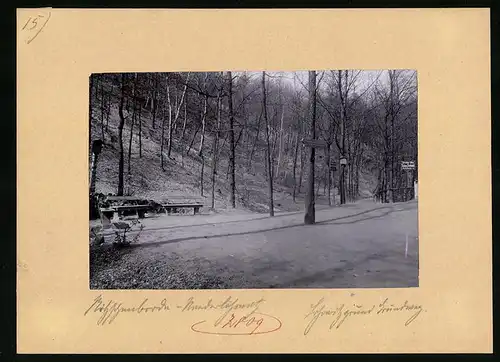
98 196 151 226
98 195 205 227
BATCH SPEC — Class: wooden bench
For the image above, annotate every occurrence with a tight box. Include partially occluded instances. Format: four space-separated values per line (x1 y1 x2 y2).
160 196 204 215
162 203 204 215
105 196 144 203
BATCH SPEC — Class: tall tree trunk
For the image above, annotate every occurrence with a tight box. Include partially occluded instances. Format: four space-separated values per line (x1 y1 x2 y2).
88 73 95 209
316 169 321 200
127 73 138 175
384 153 390 203
138 104 142 158
275 105 285 180
198 74 209 156
338 70 347 205
298 143 305 195
211 86 222 209
152 75 158 129
200 157 205 196
100 83 105 140
225 126 246 180
89 74 94 147
187 123 202 156
89 151 100 197
165 76 173 160
180 94 188 143
327 143 332 206
199 74 209 197
249 110 263 168
105 90 112 132
292 131 300 202
117 74 126 196
168 73 190 158
161 77 168 170
127 113 135 175
227 71 236 208
304 71 317 224
262 72 274 216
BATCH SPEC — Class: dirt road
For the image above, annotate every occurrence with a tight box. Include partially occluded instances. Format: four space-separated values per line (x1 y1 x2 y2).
90 199 419 289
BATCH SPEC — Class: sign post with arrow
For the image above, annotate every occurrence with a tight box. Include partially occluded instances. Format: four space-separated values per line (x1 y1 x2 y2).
302 138 328 149
302 138 329 222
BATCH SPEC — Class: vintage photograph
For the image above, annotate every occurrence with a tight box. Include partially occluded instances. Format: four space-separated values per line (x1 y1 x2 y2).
89 70 418 290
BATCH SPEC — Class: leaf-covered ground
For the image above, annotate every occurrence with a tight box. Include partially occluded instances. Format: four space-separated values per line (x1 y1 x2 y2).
90 242 259 290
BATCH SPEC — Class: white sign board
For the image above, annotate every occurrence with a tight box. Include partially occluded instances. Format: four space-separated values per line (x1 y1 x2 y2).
401 161 415 170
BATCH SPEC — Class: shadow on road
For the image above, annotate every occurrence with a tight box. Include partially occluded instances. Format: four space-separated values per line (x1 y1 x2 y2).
274 248 418 289
132 203 416 249
140 201 411 232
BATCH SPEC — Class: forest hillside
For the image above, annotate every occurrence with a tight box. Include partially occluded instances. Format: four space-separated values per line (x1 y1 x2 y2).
89 71 417 217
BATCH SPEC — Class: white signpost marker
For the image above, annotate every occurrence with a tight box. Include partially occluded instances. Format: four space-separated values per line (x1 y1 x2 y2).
401 161 415 170
405 233 409 258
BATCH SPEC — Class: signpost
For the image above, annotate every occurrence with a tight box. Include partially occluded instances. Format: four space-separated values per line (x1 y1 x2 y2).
401 160 416 201
401 161 415 170
302 138 334 208
302 138 328 149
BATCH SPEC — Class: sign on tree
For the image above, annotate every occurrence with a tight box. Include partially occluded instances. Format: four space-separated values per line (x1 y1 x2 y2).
401 161 415 170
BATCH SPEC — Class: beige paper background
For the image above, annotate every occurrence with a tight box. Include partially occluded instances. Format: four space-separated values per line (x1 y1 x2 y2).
17 8 491 353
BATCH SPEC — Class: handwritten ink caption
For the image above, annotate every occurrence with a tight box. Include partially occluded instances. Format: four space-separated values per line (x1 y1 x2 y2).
84 295 283 336
21 10 51 44
84 294 170 326
304 297 427 335
182 296 282 335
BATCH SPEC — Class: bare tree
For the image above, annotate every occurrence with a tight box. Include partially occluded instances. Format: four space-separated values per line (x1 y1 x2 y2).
304 71 317 225
137 97 142 158
262 71 275 216
211 74 223 209
167 73 190 158
127 73 138 175
160 74 169 170
117 73 126 196
227 71 236 208
100 81 105 140
199 73 209 196
151 74 159 129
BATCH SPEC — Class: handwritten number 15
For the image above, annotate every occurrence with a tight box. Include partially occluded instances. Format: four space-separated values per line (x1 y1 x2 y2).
22 12 51 44
22 15 44 31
